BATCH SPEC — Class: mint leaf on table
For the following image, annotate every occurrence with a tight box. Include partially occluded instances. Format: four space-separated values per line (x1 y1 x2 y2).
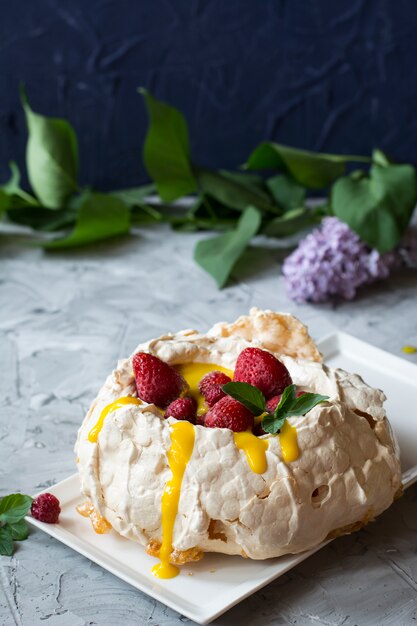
0 493 33 555
332 158 417 253
8 519 29 541
43 191 130 248
0 494 33 524
0 526 14 557
245 142 371 189
21 86 79 209
262 384 329 434
139 88 196 202
194 205 262 287
222 381 266 415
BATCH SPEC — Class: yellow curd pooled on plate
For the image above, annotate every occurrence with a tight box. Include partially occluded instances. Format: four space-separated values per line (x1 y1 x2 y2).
75 308 401 578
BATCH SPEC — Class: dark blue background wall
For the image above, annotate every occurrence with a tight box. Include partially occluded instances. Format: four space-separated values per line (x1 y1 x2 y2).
1 0 417 191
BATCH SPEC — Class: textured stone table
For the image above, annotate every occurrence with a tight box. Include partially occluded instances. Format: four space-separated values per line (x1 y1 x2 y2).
1 226 417 626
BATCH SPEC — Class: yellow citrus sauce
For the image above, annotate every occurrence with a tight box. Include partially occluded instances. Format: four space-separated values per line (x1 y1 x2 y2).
402 345 417 354
279 420 299 462
152 420 195 579
176 362 234 416
233 431 268 473
88 396 142 443
76 500 112 534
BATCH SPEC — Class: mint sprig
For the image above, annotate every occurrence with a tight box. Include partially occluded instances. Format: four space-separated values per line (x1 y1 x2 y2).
0 493 32 556
223 381 328 435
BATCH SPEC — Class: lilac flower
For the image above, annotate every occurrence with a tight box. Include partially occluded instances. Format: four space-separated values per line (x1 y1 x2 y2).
282 217 402 303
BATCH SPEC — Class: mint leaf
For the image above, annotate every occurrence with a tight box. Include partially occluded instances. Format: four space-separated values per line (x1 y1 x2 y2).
43 191 130 248
273 384 297 419
194 205 261 287
7 519 29 541
0 494 33 524
245 142 371 189
194 167 280 214
262 413 287 434
21 86 79 208
332 161 417 253
222 382 266 415
139 88 196 202
261 385 329 434
0 526 13 556
286 393 330 417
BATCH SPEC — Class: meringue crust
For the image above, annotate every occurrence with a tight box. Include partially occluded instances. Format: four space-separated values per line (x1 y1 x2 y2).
75 308 402 562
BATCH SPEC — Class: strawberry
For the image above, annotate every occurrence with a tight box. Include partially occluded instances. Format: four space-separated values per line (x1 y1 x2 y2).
132 352 187 408
205 396 254 432
198 370 232 407
165 397 197 423
233 347 292 399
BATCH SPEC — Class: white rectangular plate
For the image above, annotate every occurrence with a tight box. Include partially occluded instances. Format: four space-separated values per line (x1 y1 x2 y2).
27 332 417 624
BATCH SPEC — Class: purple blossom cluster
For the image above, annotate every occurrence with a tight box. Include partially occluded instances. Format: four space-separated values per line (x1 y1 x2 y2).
282 217 412 303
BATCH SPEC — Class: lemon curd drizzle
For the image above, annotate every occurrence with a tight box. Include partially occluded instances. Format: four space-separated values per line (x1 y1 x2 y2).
176 362 234 415
279 420 299 462
152 420 195 579
233 431 269 473
88 396 142 443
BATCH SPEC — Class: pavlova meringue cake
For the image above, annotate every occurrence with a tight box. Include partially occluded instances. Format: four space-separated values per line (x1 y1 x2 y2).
75 308 401 579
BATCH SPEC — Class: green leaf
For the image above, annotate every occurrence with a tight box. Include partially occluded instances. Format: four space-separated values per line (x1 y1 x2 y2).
261 385 329 434
194 167 280 214
273 384 297 419
139 88 196 202
262 412 287 435
0 526 13 556
332 162 417 252
263 207 319 238
43 191 130 248
222 382 266 415
266 174 306 210
286 393 329 417
0 162 39 214
7 206 76 232
194 205 261 287
0 494 33 524
246 142 371 189
21 87 79 208
7 519 29 541
110 184 156 206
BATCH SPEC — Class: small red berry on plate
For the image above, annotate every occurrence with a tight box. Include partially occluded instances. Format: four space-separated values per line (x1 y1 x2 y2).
165 397 197 423
198 370 232 407
132 352 187 408
31 493 61 524
205 396 254 432
234 347 293 399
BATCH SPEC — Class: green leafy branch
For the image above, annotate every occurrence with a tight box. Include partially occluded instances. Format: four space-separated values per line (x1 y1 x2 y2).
223 381 328 434
0 493 33 556
1 87 416 286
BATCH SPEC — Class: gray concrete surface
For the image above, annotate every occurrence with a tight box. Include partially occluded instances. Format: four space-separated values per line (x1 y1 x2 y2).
1 225 417 626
